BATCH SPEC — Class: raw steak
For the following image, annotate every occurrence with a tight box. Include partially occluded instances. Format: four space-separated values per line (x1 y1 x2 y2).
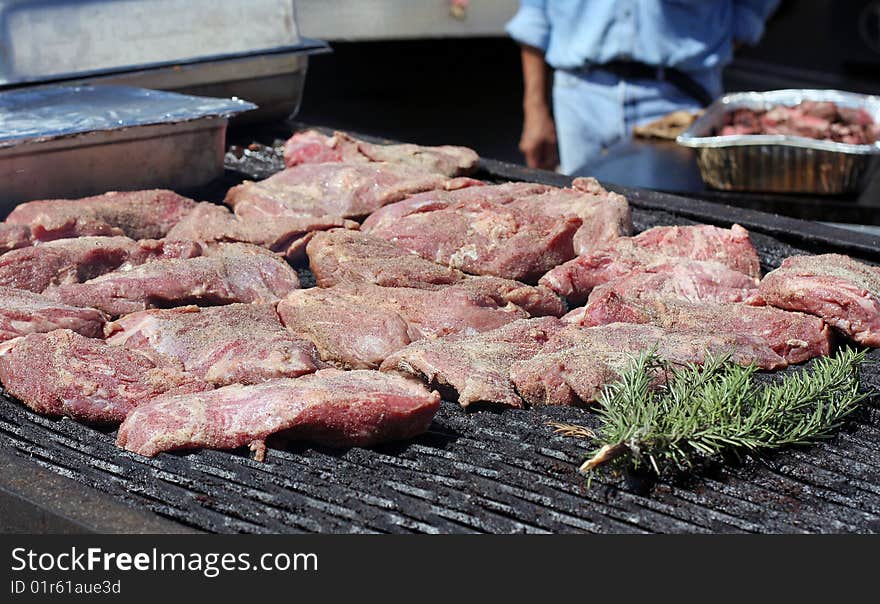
306 229 566 317
510 323 788 407
0 224 31 254
716 101 879 145
278 288 413 370
117 369 442 458
0 286 107 342
754 253 880 346
512 177 632 255
540 224 761 302
365 198 582 282
0 329 209 423
166 202 357 262
363 178 631 256
559 260 760 314
225 162 480 220
279 283 527 369
380 317 563 408
106 304 326 386
572 292 831 365
0 236 201 293
48 243 299 317
361 181 553 233
283 130 480 176
5 190 198 241
331 283 527 339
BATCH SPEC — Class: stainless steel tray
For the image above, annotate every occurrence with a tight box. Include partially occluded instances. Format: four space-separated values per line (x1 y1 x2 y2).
0 85 256 209
676 89 880 194
0 1 329 124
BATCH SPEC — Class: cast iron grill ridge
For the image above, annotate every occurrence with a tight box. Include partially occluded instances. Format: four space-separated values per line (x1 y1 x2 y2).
2 128 880 533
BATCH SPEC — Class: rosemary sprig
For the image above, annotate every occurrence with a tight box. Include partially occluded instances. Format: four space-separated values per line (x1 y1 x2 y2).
575 347 868 477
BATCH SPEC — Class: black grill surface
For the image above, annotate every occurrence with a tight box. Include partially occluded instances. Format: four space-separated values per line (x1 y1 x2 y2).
2 132 880 534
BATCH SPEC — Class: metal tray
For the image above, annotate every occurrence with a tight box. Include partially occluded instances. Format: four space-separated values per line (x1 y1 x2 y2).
677 89 880 194
0 0 302 86
0 85 255 209
0 1 330 124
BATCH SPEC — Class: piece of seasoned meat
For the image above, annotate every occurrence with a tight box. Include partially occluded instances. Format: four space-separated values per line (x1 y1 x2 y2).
106 304 326 386
361 181 553 233
278 288 413 370
0 286 107 342
166 202 357 262
0 329 210 424
513 177 633 255
278 283 527 369
510 323 788 407
117 369 441 458
225 162 480 221
361 179 631 256
754 253 880 346
365 198 582 283
306 229 565 317
540 224 761 303
0 224 31 254
0 236 201 293
380 317 563 408
571 292 830 365
48 243 299 317
563 260 759 308
331 283 528 340
283 130 480 177
362 179 632 281
5 190 198 241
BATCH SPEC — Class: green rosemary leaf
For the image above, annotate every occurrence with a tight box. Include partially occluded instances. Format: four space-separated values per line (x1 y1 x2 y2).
570 347 869 477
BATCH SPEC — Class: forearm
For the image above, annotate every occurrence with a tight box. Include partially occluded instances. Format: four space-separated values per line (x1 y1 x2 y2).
517 44 557 170
521 44 551 116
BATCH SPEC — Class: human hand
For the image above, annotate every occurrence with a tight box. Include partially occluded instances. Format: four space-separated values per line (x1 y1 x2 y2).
519 110 559 170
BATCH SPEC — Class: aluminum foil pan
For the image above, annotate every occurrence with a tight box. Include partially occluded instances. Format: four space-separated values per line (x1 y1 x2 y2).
0 85 256 207
0 85 255 147
676 89 880 194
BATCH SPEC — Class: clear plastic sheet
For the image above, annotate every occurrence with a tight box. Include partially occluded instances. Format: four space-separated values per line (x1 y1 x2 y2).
0 85 256 148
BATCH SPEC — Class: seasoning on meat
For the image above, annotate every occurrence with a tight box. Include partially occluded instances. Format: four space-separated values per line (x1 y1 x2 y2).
278 288 413 370
283 129 480 177
279 283 528 369
0 286 107 342
362 179 632 281
0 224 31 255
5 189 198 241
306 229 566 317
510 323 789 407
106 304 327 386
561 260 759 309
0 236 201 293
225 162 480 221
48 243 300 317
117 369 441 458
716 101 879 145
572 292 830 365
361 181 554 233
754 253 880 346
0 329 210 424
540 223 761 303
166 202 358 262
380 317 564 408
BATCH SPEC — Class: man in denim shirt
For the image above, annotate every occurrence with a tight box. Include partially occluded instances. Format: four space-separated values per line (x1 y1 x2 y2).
507 0 779 174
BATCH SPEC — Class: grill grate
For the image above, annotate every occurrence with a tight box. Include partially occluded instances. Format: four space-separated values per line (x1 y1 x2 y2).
2 136 880 533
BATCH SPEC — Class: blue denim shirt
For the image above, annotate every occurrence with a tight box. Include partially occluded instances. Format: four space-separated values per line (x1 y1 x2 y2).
506 0 779 74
